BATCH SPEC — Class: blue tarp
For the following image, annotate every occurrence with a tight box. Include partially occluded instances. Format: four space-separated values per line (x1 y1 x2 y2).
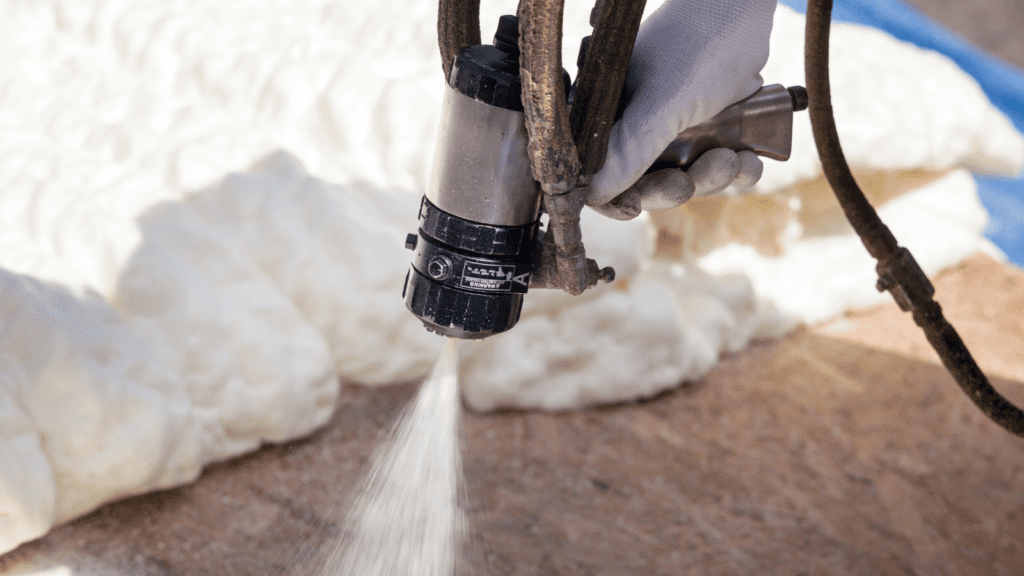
780 0 1024 267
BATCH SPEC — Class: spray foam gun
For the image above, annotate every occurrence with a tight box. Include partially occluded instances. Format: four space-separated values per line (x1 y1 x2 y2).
402 0 1024 440
402 0 1024 439
402 13 807 339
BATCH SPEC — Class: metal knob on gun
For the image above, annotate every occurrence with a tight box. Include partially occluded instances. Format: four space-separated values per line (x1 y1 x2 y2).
649 83 808 173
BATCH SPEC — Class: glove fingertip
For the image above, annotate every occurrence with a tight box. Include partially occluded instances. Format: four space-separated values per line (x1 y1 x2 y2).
589 186 642 220
637 168 695 211
689 148 740 198
732 150 764 190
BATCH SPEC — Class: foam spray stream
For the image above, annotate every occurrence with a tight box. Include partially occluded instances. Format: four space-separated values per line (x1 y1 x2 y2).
319 338 464 576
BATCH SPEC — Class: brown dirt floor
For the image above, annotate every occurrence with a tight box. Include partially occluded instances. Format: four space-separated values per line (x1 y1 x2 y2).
3 2 1024 575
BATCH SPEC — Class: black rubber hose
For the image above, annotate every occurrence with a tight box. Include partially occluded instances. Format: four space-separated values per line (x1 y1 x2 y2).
805 0 1024 437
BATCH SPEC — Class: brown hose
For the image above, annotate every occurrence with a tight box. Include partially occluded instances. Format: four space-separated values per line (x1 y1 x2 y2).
805 0 1024 437
516 0 581 192
437 0 480 79
569 0 647 175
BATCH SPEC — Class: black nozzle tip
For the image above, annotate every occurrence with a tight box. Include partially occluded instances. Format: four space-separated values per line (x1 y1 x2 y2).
788 86 809 112
404 267 524 340
493 15 519 55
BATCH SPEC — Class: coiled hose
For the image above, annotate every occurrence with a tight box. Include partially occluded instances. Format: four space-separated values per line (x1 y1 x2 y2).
805 0 1024 437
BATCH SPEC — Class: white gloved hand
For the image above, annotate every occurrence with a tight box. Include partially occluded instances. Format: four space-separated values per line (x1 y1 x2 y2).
589 148 766 220
587 0 777 218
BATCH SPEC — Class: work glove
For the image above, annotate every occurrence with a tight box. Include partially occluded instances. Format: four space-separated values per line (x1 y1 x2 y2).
587 0 777 220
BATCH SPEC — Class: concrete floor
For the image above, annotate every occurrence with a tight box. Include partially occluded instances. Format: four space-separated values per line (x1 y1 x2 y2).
3 2 1024 575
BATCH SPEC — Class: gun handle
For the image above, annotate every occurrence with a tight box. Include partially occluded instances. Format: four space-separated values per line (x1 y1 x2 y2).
647 84 808 173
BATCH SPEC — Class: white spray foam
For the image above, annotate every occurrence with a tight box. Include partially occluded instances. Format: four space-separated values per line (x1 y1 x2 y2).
322 337 463 576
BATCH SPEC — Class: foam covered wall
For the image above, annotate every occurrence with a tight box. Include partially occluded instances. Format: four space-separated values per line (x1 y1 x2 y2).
0 0 1021 555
